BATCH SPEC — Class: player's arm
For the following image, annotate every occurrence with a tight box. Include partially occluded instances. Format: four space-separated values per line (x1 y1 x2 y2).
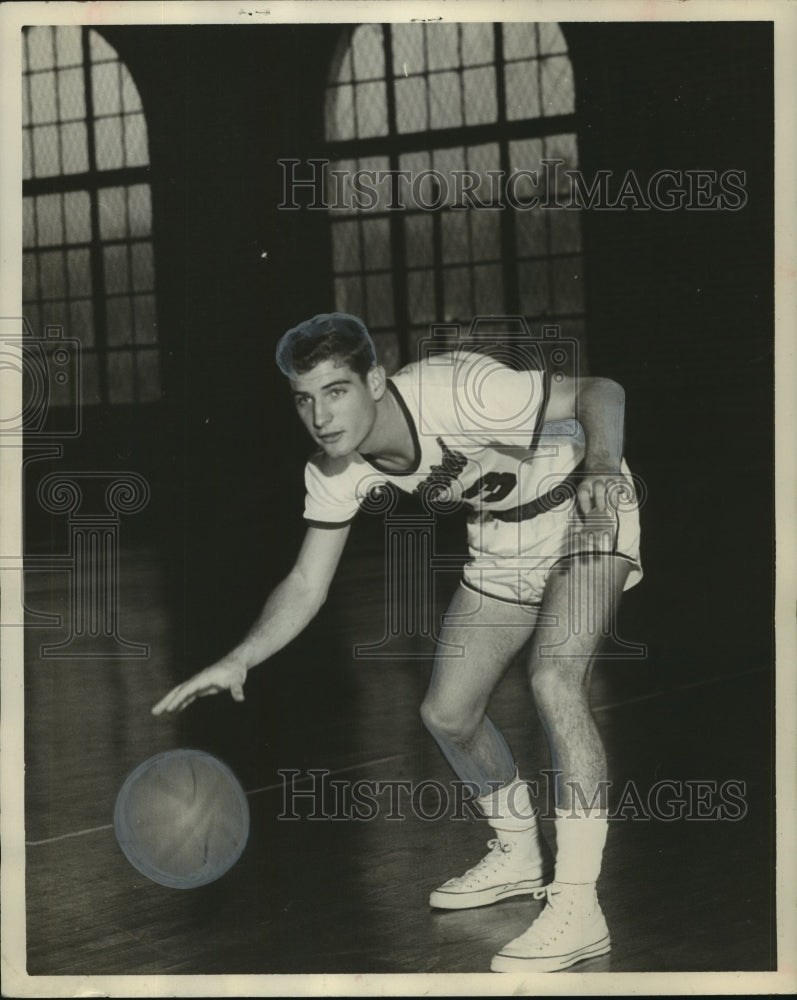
544 374 626 514
151 524 350 715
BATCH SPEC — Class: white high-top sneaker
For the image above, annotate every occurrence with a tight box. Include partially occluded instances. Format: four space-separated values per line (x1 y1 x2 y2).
429 777 552 910
490 882 610 972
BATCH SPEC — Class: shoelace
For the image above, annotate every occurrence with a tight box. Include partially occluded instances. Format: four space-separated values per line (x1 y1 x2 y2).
448 838 511 885
531 883 560 903
516 885 570 946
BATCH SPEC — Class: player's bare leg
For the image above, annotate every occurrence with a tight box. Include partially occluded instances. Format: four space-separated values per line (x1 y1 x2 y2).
492 553 630 972
422 584 553 909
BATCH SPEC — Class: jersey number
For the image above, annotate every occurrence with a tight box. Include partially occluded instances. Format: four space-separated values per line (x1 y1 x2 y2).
463 472 517 504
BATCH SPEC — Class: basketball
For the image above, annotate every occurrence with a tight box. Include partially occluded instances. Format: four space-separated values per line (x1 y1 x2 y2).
114 749 250 889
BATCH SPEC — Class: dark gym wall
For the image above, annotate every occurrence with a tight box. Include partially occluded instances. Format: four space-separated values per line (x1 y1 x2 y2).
61 21 773 678
563 23 774 683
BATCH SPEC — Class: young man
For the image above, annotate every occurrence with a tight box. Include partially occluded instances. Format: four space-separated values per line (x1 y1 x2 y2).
153 312 642 974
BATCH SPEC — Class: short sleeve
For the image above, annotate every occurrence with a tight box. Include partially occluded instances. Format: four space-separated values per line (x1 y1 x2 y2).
303 454 361 528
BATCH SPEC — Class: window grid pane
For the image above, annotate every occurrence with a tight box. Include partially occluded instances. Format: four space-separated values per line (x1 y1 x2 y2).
57 67 85 119
124 112 149 165
502 23 538 60
364 273 394 328
505 60 541 120
60 121 89 173
407 270 435 325
106 295 134 346
70 299 95 346
66 248 91 297
29 70 57 123
404 214 434 269
541 56 575 116
361 218 391 271
130 242 154 290
26 25 56 72
331 218 362 273
426 24 460 71
391 24 421 77
443 266 474 320
354 81 388 138
463 67 497 125
428 71 463 130
395 76 428 134
326 22 582 364
461 23 495 66
350 24 385 79
22 25 159 406
55 25 83 67
334 275 366 319
326 83 355 141
64 191 92 242
103 244 129 294
94 117 124 170
537 23 569 56
107 350 135 404
126 185 152 237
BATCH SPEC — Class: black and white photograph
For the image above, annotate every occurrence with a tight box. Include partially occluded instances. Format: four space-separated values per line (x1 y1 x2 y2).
1 1 794 996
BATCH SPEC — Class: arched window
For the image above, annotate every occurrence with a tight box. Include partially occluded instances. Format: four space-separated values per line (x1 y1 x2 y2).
325 22 582 372
22 26 160 406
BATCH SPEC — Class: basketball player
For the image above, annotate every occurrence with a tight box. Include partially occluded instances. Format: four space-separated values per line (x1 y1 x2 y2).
153 312 642 973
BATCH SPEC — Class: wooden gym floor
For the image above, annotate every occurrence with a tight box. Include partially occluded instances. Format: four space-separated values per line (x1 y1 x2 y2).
18 512 776 981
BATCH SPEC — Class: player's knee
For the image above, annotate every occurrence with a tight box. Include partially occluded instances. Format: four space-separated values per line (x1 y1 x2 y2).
420 696 478 745
529 656 586 705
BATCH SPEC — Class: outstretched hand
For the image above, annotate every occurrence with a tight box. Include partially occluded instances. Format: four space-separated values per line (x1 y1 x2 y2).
151 656 248 716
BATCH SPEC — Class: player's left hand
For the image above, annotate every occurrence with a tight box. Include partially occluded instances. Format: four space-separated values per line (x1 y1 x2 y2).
570 471 628 552
576 470 630 518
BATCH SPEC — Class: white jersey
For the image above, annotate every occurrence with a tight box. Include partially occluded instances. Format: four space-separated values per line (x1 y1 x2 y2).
305 350 582 523
303 350 642 604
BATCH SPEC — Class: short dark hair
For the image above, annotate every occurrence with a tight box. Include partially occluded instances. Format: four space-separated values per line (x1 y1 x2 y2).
276 312 377 380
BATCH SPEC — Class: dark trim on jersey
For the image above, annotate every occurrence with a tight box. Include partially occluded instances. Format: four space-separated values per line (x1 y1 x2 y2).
360 379 422 476
526 365 552 453
460 579 543 609
488 459 586 522
305 517 356 529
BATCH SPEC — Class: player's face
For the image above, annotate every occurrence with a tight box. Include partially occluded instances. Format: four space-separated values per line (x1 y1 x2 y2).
290 359 382 457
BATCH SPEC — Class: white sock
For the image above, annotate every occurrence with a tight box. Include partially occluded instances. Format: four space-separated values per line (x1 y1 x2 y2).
554 806 608 884
477 775 539 834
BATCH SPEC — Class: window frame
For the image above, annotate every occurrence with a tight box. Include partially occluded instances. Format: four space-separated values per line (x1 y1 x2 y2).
22 25 159 407
323 22 583 370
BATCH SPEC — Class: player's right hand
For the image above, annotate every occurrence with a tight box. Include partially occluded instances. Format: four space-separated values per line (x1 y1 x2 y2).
151 656 248 715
